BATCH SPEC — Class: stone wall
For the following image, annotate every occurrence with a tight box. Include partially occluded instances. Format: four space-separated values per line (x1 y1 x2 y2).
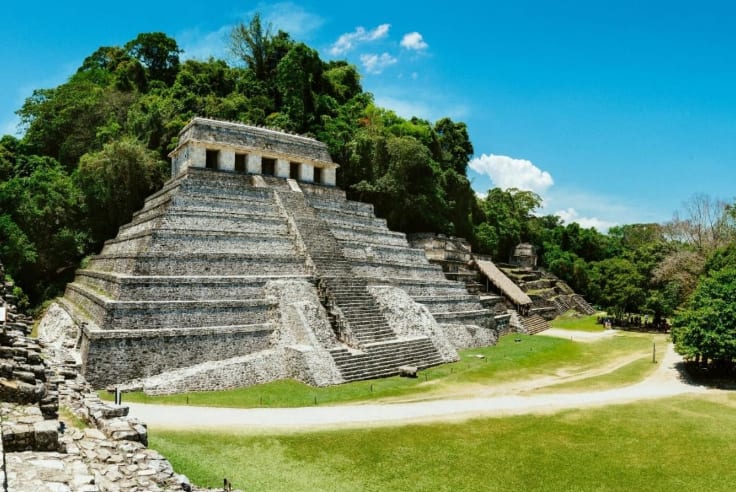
118 279 344 395
407 233 473 264
79 323 274 388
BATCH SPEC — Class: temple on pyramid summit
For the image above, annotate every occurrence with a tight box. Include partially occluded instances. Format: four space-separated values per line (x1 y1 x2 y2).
39 118 511 393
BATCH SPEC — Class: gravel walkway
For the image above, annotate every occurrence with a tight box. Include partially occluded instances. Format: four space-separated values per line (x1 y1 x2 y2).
127 342 706 432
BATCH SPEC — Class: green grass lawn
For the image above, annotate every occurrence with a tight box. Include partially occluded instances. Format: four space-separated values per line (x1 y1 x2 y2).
105 332 663 408
150 393 736 491
543 356 658 392
549 312 606 332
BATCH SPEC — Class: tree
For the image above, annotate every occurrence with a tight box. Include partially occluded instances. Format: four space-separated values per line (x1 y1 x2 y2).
665 193 736 253
353 135 449 233
75 138 167 245
656 196 736 304
0 136 17 181
434 117 474 175
588 257 647 316
275 43 322 132
322 62 362 104
475 188 542 259
78 46 147 91
125 33 182 86
229 13 273 80
672 266 736 371
0 158 87 302
17 74 135 169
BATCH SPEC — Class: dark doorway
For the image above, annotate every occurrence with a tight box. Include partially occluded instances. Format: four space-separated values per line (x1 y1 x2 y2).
290 162 300 179
262 157 276 176
235 153 247 173
205 149 219 169
313 167 322 184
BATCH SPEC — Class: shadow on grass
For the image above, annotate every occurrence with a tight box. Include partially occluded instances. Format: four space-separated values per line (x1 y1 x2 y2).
678 361 736 389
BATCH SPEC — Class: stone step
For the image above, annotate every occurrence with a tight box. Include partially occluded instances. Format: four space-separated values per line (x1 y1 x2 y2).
342 246 428 265
416 299 488 314
119 210 288 238
74 271 313 301
65 283 274 330
102 229 297 255
328 224 410 248
306 196 375 218
522 314 550 335
88 252 308 277
332 350 443 367
432 309 494 327
134 191 279 225
315 211 388 230
350 261 446 281
328 337 443 381
330 348 440 364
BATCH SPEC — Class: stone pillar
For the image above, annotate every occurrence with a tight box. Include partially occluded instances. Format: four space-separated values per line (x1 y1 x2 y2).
323 168 337 186
246 154 262 174
218 150 235 171
190 146 206 169
171 153 182 177
299 163 314 183
275 159 290 178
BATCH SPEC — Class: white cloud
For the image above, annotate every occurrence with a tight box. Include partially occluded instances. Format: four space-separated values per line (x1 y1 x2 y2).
555 207 618 232
468 153 554 195
360 53 397 74
330 23 391 55
261 2 324 38
400 32 428 51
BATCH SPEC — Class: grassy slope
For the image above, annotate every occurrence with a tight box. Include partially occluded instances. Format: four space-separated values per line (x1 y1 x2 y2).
549 312 606 332
151 393 736 491
106 332 664 407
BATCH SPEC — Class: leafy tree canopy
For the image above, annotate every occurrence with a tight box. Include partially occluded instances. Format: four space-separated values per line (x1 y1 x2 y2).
672 265 736 368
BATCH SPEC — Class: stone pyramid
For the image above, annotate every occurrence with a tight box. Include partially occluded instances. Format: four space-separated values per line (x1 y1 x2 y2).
40 118 501 392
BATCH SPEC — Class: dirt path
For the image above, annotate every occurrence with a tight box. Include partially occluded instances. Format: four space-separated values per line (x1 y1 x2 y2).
127 343 708 433
542 327 618 342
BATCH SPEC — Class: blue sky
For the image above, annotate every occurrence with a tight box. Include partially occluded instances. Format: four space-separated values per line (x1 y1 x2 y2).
3 1 736 230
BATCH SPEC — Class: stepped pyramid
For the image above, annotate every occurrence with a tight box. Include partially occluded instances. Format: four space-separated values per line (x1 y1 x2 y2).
41 118 500 392
409 236 596 335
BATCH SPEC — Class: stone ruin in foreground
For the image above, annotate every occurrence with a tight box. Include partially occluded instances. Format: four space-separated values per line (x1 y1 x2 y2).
41 118 510 394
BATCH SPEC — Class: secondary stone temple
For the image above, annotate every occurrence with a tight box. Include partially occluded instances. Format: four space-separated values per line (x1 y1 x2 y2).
41 118 505 393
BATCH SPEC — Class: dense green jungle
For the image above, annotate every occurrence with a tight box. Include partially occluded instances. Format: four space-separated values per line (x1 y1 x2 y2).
1 16 735 373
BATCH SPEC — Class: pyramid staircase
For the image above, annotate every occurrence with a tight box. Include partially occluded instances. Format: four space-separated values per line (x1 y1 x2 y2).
305 193 495 330
571 294 596 315
276 186 444 380
521 314 551 335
